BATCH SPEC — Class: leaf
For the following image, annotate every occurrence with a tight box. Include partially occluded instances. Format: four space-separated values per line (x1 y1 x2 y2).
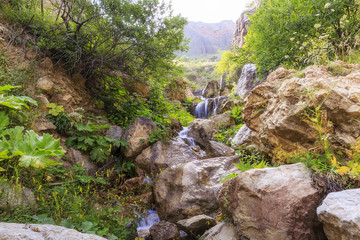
335 166 350 174
0 85 20 93
0 112 9 131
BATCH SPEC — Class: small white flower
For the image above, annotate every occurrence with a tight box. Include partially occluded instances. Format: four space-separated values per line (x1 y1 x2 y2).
331 9 335 12
324 3 331 8
293 32 297 35
290 38 295 41
314 23 321 29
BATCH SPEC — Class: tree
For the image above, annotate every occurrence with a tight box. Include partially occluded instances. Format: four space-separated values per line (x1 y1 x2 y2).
242 0 360 76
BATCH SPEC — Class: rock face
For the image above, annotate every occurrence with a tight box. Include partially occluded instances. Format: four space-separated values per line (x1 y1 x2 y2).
165 79 187 102
154 155 240 222
121 117 156 158
231 124 253 147
201 222 237 240
231 0 261 49
235 63 262 99
0 223 106 240
242 62 360 153
149 221 180 240
317 189 360 240
202 80 219 98
135 138 201 175
177 215 217 237
219 163 325 240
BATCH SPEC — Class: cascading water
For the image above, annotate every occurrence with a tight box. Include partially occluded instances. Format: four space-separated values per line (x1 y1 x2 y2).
136 210 160 238
195 96 228 119
178 127 196 147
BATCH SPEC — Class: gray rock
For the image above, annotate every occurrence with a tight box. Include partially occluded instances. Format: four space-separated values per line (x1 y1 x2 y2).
235 63 262 99
177 215 216 237
150 221 180 240
32 116 56 133
205 141 235 158
231 124 253 147
105 125 124 140
0 222 106 240
154 155 240 222
317 189 360 240
202 81 219 98
121 117 156 158
201 222 237 240
0 183 37 210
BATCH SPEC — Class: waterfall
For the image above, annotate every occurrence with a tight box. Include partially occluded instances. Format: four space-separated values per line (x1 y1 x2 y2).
178 127 196 146
195 96 228 119
195 96 209 118
137 210 160 238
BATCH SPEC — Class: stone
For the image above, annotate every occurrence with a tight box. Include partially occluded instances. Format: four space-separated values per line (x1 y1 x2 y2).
149 221 180 240
0 222 106 240
105 125 124 152
219 163 325 240
202 80 219 98
242 62 360 154
219 72 227 90
317 189 360 240
201 222 237 240
154 155 240 222
165 79 187 102
231 0 261 49
125 81 151 98
121 117 156 158
39 57 53 72
68 148 97 175
0 183 37 210
231 124 253 147
135 138 200 176
36 76 54 94
235 63 262 99
177 215 217 237
32 116 56 132
205 141 235 158
188 113 235 148
36 94 50 112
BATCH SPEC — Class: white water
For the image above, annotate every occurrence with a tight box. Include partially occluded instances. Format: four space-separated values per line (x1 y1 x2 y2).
195 96 209 118
178 127 196 147
137 210 160 238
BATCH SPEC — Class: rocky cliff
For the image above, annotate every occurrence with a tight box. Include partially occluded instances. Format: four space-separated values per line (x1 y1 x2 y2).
182 21 236 56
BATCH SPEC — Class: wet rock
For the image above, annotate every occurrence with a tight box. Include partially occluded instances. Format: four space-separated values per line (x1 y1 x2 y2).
205 141 235 158
243 62 360 153
0 222 106 240
201 222 237 240
235 63 262 99
154 155 240 222
188 119 217 147
177 215 216 237
36 76 54 94
135 138 200 176
0 183 37 210
68 148 97 175
317 189 360 240
150 221 180 240
121 117 156 158
219 163 325 240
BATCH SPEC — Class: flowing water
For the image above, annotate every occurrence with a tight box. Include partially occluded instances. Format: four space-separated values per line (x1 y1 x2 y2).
178 127 196 147
136 210 161 238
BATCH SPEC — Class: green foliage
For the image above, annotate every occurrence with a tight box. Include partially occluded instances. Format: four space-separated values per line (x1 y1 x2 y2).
240 0 360 76
46 112 72 135
221 147 270 183
230 106 244 125
66 121 128 163
46 103 64 117
214 124 243 146
215 49 248 84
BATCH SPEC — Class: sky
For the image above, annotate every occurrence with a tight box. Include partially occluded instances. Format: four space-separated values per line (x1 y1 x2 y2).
164 0 254 23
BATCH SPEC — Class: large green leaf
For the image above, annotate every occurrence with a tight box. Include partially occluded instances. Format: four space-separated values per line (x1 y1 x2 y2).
0 112 9 131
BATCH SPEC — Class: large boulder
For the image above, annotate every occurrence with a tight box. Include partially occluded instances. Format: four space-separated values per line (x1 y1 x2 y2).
135 138 201 176
121 117 156 158
235 63 262 99
177 215 217 237
68 148 98 175
317 189 360 240
36 76 54 94
154 155 240 222
219 163 325 240
201 222 237 240
205 141 235 158
0 183 37 210
231 124 253 147
149 221 180 240
0 223 106 240
242 62 360 154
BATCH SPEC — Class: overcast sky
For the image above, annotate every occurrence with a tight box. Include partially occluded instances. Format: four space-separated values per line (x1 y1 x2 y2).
164 0 254 23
